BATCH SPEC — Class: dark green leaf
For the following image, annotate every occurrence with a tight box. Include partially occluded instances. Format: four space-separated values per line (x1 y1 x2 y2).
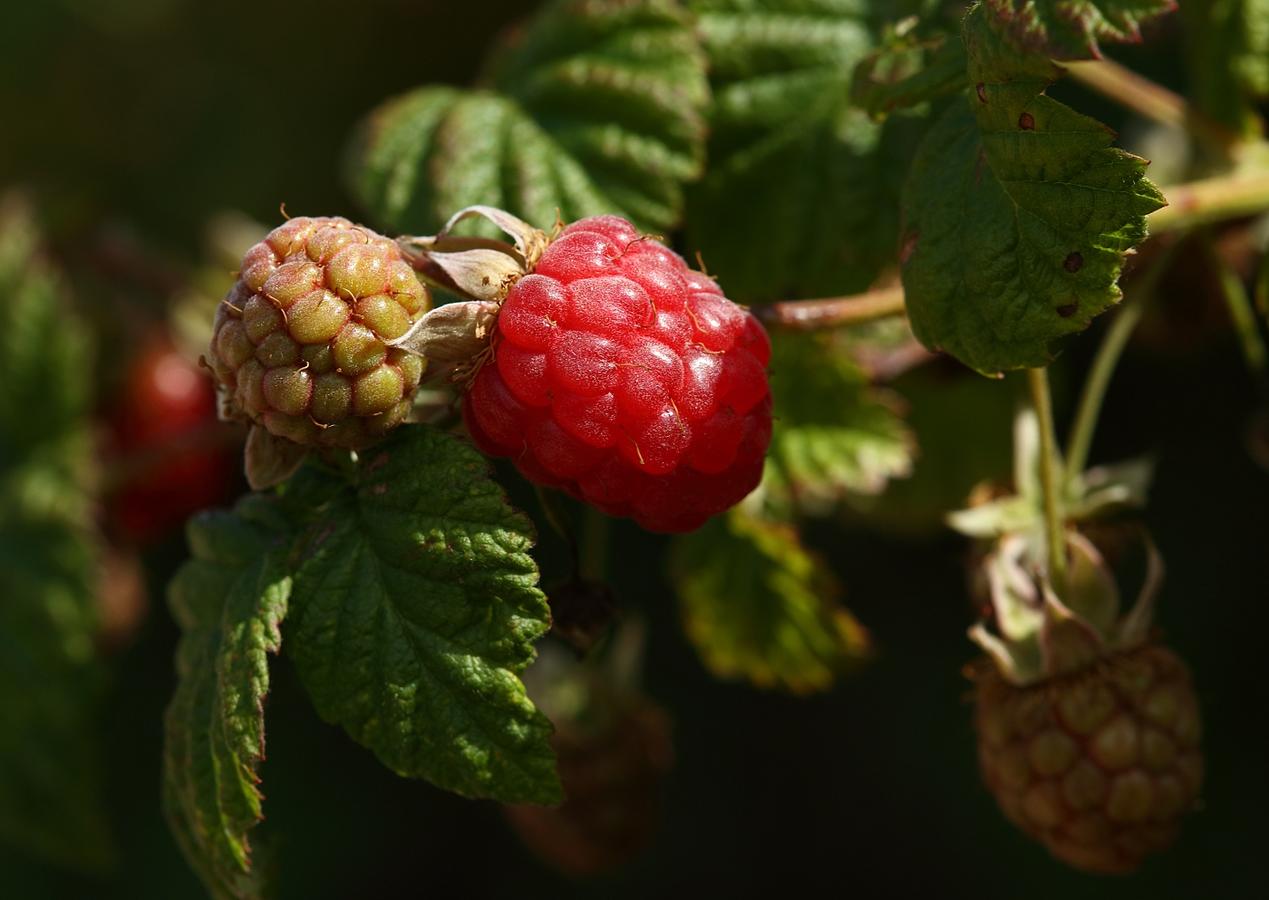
288 427 560 805
983 0 1177 60
764 331 914 515
163 496 293 900
0 197 91 478
899 6 1165 375
672 508 870 693
0 197 109 872
686 0 921 301
0 515 110 872
347 0 708 234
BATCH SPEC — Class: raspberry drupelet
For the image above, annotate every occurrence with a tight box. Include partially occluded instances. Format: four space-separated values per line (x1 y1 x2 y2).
462 215 772 533
208 216 430 449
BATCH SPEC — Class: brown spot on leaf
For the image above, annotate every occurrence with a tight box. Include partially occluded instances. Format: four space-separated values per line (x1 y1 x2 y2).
1018 112 1035 130
1064 251 1084 272
1057 303 1078 318
366 452 391 473
976 82 987 103
899 230 919 265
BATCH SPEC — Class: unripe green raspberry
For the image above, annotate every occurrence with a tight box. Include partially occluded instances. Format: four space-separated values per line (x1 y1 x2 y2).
208 216 430 448
975 644 1203 873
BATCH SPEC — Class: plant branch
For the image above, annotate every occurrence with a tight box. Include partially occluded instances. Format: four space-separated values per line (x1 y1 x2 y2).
1064 58 1248 159
1026 367 1066 596
1149 171 1269 233
1065 244 1177 480
753 285 906 330
753 170 1269 333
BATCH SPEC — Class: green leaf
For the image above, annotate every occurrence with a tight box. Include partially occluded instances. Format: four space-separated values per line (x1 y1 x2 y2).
288 426 560 805
0 515 110 872
763 331 914 515
672 509 870 693
899 6 1166 376
0 197 91 480
1182 0 1269 136
163 495 293 900
0 197 109 872
686 0 923 301
982 0 1177 60
852 366 1016 534
347 0 708 234
850 24 968 118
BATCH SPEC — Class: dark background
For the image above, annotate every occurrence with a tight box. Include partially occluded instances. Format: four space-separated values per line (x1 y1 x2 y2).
2 1 1266 897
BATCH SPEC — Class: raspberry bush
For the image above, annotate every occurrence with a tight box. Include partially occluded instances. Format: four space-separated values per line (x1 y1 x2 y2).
4 1 1269 897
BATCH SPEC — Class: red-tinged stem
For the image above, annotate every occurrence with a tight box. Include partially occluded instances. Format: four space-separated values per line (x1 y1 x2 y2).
754 285 906 329
754 169 1269 333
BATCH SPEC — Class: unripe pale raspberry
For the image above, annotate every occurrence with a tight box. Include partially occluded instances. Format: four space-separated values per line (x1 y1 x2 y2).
975 644 1203 873
208 216 429 448
462 215 772 533
504 701 672 876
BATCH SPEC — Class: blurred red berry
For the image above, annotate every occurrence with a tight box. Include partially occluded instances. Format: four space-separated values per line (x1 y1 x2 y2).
105 335 236 542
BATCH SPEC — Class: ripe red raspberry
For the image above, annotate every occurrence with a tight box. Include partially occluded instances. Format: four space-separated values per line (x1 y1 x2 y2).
975 644 1203 873
462 215 772 532
207 216 430 449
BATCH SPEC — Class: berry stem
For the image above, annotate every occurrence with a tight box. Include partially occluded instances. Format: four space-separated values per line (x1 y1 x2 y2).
1026 366 1067 596
1201 232 1269 401
752 285 906 330
1065 243 1178 480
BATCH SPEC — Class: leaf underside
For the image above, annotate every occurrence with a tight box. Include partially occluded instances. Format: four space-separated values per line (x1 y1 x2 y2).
765 331 915 516
673 509 870 693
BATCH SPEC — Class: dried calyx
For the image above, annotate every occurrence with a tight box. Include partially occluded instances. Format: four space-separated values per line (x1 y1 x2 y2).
971 529 1163 686
392 206 552 384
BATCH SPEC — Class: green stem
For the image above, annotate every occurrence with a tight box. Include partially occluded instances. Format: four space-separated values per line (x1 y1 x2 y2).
1065 245 1178 481
1063 300 1147 482
1149 171 1269 234
1027 367 1067 596
1202 233 1269 399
